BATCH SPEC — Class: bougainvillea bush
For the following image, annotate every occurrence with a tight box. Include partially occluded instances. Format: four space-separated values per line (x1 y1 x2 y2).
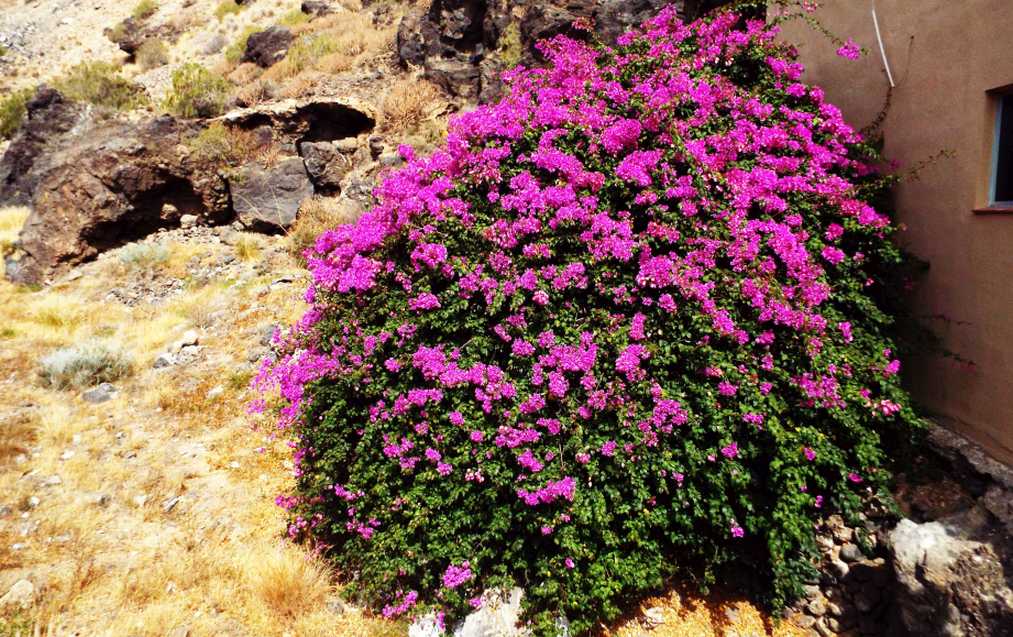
255 7 921 634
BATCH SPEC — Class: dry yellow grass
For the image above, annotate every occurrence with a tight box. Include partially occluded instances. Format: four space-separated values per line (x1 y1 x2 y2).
381 77 446 134
263 10 396 86
0 205 28 255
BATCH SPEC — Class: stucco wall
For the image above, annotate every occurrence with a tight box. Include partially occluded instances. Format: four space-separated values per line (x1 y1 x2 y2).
779 0 1013 464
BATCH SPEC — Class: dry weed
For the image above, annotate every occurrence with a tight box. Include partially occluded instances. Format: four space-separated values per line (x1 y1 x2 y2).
288 196 360 258
381 77 446 134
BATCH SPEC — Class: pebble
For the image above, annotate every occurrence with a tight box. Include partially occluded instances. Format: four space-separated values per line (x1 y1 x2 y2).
43 475 62 487
829 559 849 579
806 598 827 617
60 450 75 461
840 543 863 563
82 383 117 404
643 606 665 626
153 352 176 368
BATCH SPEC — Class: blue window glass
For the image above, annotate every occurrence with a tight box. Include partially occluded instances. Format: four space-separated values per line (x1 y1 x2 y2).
992 95 1013 204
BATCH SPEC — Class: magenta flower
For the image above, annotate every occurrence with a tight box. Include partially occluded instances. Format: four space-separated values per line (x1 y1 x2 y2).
730 524 745 538
804 447 816 461
443 562 474 589
836 38 861 60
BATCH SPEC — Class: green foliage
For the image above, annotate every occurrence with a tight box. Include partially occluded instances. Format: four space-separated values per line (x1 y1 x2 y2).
0 88 32 140
132 0 158 20
39 340 133 389
185 122 258 166
162 63 229 118
283 33 342 75
279 9 311 28
214 0 243 20
117 243 169 268
52 62 148 111
136 38 169 70
496 22 524 68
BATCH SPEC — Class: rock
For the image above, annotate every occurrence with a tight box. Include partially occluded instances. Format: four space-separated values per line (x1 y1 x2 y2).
242 26 294 68
163 496 181 513
82 383 117 404
43 474 62 486
153 352 176 368
396 0 682 100
2 95 231 284
411 588 529 637
888 516 1013 637
829 559 849 579
179 214 198 229
302 1 337 16
0 86 87 206
326 595 346 615
643 606 665 626
223 97 375 147
299 140 355 191
259 324 278 347
839 543 863 563
232 157 314 231
0 579 35 610
807 598 827 617
104 17 144 56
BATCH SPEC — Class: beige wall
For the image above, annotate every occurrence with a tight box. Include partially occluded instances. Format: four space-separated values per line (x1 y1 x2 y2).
780 0 1013 464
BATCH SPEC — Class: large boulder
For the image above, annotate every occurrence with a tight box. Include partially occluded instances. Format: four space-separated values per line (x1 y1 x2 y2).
242 26 294 68
231 157 314 232
888 511 1013 636
0 87 88 206
299 140 357 192
1 90 232 285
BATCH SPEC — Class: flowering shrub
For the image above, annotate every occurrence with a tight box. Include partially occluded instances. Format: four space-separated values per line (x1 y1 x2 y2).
255 7 922 634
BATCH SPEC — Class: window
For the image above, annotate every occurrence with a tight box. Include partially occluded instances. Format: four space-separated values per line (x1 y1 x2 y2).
990 94 1013 206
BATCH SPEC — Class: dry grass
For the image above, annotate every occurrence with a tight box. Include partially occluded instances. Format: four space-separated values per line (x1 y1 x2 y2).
0 205 29 254
381 77 446 134
288 196 360 259
262 11 395 85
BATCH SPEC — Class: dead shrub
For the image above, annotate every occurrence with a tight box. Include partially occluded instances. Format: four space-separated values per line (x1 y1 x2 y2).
381 77 445 134
136 38 169 71
288 197 360 259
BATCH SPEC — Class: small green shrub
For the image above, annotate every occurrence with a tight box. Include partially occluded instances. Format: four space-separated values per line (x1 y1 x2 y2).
278 9 311 28
39 340 133 390
283 33 342 75
52 62 147 111
214 0 242 20
132 0 158 20
496 22 523 68
0 88 32 140
162 63 229 118
117 243 169 268
136 38 169 71
186 122 261 167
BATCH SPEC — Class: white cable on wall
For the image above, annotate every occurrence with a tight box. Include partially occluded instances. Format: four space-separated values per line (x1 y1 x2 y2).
872 2 896 88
